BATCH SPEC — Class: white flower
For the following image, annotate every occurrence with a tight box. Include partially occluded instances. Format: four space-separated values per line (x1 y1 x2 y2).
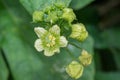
34 25 68 56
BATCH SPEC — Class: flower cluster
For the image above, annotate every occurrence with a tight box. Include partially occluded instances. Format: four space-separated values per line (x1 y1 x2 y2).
32 3 92 79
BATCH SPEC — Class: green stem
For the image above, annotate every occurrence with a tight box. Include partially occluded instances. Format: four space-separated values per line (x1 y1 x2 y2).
69 42 82 50
65 47 76 60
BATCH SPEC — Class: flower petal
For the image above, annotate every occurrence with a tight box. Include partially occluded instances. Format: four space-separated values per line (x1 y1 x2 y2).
34 27 47 38
44 48 60 56
44 50 55 56
34 39 43 52
60 36 68 47
55 48 60 53
49 25 60 35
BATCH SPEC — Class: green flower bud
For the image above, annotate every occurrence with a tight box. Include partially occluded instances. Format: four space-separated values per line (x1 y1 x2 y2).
66 61 84 79
44 6 53 13
70 23 88 42
33 11 44 22
79 50 92 66
55 2 65 9
45 12 58 24
62 8 76 23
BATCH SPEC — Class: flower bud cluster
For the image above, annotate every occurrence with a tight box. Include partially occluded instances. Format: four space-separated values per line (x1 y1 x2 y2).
33 4 76 24
66 50 92 79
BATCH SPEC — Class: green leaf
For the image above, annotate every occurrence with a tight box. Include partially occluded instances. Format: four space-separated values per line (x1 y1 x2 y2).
2 32 44 80
101 28 120 49
110 48 120 70
70 0 94 10
0 51 9 80
1 0 31 23
1 10 44 80
95 72 120 80
20 0 71 14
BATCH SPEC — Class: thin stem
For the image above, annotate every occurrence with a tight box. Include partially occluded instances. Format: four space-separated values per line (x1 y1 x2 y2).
69 42 82 50
65 47 76 60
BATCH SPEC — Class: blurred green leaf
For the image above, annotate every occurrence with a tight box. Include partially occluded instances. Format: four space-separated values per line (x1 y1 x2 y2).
110 48 120 70
1 0 31 23
20 0 71 14
0 51 9 80
101 28 120 49
1 10 44 80
70 0 94 10
95 72 120 80
2 32 44 80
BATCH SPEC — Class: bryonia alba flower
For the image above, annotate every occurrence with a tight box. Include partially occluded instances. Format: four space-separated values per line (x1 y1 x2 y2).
66 61 84 79
70 23 88 42
62 8 76 23
34 25 68 56
79 50 92 66
33 11 44 22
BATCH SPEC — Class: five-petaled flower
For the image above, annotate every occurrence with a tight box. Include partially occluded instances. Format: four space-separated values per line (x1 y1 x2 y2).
34 25 68 56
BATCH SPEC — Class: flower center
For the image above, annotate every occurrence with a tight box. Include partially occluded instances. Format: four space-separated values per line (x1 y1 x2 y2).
46 35 56 47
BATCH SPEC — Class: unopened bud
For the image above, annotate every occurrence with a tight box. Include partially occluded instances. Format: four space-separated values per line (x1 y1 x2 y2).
70 23 88 42
62 8 76 23
45 12 58 24
79 50 92 66
66 61 84 79
33 11 44 22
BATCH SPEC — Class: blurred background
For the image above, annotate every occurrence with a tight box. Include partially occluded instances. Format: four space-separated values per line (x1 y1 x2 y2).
0 0 120 80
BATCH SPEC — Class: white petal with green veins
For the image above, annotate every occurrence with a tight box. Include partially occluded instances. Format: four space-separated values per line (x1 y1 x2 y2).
49 25 60 35
44 50 55 56
34 39 43 52
34 27 47 38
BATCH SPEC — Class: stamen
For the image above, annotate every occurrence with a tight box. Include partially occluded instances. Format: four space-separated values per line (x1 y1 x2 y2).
46 35 56 47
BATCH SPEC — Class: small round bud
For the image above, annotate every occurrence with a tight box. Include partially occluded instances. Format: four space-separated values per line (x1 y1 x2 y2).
62 8 76 23
55 3 65 9
44 6 53 13
33 11 44 22
45 12 58 24
79 50 92 66
66 61 84 79
70 23 88 42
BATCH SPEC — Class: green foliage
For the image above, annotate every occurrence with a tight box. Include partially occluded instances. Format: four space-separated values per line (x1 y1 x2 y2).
0 52 8 80
95 72 120 80
70 0 94 10
20 0 71 14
